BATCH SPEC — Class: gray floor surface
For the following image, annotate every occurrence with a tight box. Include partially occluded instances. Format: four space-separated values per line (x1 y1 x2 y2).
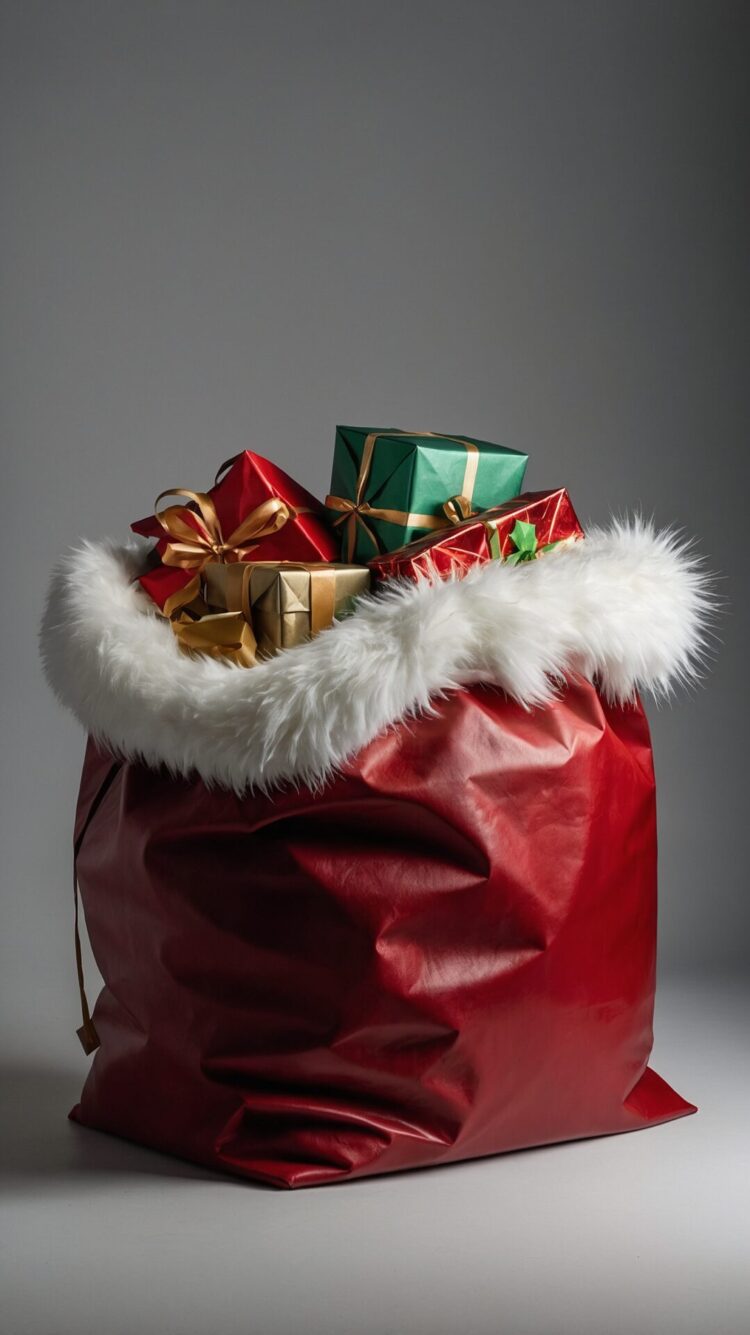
2 975 748 1335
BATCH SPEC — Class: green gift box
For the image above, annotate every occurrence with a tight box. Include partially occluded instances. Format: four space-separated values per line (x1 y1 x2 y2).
325 426 528 561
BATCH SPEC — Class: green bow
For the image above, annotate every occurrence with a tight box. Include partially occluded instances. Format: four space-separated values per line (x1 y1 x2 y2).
504 520 559 565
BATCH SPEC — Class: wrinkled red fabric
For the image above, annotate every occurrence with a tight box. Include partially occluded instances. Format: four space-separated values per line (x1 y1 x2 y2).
71 681 694 1187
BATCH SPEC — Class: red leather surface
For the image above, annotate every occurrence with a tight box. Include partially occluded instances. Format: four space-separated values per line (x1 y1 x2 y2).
72 682 695 1187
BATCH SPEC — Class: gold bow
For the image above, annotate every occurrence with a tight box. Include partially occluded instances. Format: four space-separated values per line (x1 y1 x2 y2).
325 431 479 561
442 494 475 525
153 486 294 616
171 608 258 668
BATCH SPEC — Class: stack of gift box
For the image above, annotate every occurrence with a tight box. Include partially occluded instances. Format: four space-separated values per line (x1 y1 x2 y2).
131 427 585 666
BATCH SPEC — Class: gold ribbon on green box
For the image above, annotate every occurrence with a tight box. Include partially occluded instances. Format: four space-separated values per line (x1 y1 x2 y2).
325 430 481 562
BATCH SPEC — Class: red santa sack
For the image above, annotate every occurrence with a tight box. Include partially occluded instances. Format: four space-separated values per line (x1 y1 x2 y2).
43 521 710 1188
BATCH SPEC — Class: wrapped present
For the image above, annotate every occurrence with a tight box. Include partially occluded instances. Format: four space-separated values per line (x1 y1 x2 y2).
325 426 527 562
131 451 338 615
204 560 371 659
369 488 584 584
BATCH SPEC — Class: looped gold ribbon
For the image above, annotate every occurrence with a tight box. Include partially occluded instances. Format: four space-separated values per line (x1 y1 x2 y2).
324 497 405 563
442 494 475 525
153 486 294 616
325 431 479 561
171 608 258 668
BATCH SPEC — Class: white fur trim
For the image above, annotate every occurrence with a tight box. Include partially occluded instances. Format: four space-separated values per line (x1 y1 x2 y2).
41 521 714 792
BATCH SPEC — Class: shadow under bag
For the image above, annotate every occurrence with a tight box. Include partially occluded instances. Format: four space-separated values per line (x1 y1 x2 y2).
44 523 710 1187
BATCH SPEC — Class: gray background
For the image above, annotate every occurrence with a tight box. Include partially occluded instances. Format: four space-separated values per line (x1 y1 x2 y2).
1 3 748 1334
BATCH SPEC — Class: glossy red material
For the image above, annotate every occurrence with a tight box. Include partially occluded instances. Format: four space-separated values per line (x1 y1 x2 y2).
131 450 338 612
72 683 695 1188
369 488 584 583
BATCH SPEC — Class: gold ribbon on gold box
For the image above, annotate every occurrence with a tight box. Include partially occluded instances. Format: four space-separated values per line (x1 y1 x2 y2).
204 561 371 659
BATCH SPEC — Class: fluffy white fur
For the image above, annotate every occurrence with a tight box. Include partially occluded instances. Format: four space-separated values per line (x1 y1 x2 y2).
42 521 714 792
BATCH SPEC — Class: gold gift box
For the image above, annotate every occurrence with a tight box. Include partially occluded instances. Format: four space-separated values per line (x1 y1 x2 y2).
203 561 371 659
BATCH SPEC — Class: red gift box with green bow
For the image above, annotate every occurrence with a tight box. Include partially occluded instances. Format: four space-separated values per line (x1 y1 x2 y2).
368 488 584 584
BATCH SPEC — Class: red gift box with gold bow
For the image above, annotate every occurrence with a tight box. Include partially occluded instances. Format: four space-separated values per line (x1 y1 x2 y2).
131 451 338 615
